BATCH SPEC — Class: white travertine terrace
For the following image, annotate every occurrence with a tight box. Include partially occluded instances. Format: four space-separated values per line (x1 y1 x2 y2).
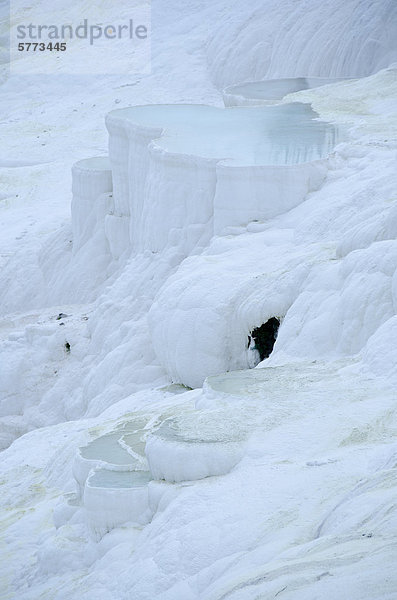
104 102 341 255
84 469 152 540
145 412 246 482
70 408 249 537
223 77 347 106
71 424 151 539
72 431 140 499
71 157 113 253
71 103 341 259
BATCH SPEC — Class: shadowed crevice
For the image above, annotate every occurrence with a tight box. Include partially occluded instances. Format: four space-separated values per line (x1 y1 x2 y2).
249 317 280 361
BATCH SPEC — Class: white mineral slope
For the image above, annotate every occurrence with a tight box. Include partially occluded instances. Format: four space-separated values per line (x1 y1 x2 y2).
1 1 396 439
1 362 396 600
149 67 397 387
0 0 227 445
1 0 397 599
0 0 225 312
2 0 396 310
207 0 397 87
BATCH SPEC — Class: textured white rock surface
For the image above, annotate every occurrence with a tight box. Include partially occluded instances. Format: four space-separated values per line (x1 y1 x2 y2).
207 0 397 87
145 412 246 482
1 0 397 598
71 157 113 253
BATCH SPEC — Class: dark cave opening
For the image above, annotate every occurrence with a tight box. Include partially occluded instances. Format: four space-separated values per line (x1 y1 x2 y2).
249 317 280 361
